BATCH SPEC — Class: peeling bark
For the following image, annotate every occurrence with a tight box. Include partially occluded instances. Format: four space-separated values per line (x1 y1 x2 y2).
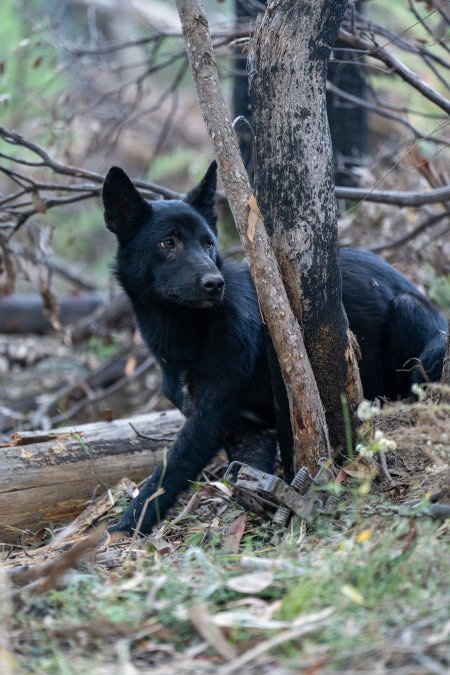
249 0 362 461
176 0 330 473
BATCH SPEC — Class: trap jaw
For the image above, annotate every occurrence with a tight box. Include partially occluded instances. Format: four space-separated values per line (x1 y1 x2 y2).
224 457 338 526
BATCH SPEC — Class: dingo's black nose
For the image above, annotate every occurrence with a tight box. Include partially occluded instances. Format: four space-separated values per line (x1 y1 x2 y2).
201 273 224 295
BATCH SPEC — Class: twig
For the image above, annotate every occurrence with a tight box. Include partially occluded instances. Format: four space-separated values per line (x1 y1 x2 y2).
379 451 396 486
335 183 450 207
0 126 179 199
126 487 165 547
168 492 204 527
338 28 450 115
49 354 155 426
190 603 237 661
7 242 97 291
129 422 176 444
368 210 450 253
216 608 334 675
2 125 450 230
8 526 106 594
326 81 449 146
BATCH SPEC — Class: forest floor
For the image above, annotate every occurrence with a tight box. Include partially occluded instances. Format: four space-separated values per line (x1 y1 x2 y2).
0 329 449 674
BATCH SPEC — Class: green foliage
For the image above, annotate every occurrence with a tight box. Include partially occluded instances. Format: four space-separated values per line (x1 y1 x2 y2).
0 1 66 131
85 335 122 361
148 149 197 184
146 148 211 192
429 273 450 313
278 573 331 619
51 205 115 285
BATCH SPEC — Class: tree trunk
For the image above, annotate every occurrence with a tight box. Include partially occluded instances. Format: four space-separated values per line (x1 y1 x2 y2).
176 0 330 474
249 0 362 465
233 1 369 189
0 410 183 542
233 0 254 177
327 2 368 188
327 43 368 188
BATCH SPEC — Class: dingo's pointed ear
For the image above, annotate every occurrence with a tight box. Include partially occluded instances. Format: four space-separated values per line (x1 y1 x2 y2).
184 160 217 233
102 167 152 242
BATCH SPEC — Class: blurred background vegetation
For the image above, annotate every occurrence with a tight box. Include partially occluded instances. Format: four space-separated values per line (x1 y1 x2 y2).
0 0 449 309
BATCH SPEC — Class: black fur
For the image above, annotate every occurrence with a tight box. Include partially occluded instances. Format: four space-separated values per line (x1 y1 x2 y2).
341 249 446 400
103 162 447 535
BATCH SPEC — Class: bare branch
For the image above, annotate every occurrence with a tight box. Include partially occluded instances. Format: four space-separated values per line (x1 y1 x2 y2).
7 242 97 291
338 28 450 115
326 81 450 146
368 210 450 253
0 126 178 199
1 109 450 238
335 183 450 206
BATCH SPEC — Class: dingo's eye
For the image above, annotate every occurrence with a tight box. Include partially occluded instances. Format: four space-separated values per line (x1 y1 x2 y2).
206 239 213 248
161 238 175 250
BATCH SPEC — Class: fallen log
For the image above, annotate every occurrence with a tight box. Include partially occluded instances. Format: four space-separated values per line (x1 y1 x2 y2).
0 410 184 543
0 292 105 334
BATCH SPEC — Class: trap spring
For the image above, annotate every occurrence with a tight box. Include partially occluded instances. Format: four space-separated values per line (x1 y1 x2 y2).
224 457 338 525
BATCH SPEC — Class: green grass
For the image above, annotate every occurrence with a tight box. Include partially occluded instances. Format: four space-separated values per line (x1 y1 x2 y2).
9 508 449 673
